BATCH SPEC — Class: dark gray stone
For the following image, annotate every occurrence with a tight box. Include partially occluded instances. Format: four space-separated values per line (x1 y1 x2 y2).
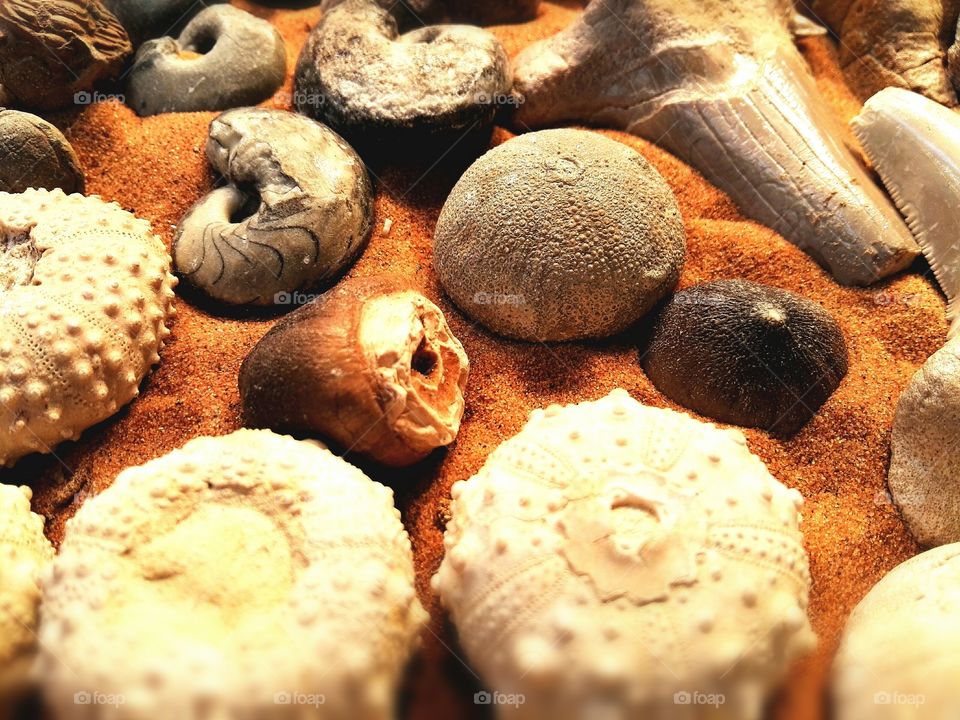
321 0 540 26
103 0 226 45
0 109 84 194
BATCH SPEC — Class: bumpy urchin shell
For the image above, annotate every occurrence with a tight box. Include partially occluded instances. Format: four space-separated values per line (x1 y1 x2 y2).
433 129 686 342
39 429 426 720
642 280 848 437
434 390 815 720
833 544 960 719
0 484 54 698
888 335 960 547
0 189 177 467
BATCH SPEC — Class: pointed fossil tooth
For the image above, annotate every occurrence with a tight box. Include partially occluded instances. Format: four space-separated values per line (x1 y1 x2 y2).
512 0 919 286
851 86 960 338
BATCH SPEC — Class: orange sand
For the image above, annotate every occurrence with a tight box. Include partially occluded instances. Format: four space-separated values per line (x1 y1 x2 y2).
3 2 944 719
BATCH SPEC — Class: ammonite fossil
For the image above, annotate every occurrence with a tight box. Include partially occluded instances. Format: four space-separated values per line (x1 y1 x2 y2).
0 189 177 467
173 108 374 307
39 429 426 719
0 109 84 194
435 390 815 719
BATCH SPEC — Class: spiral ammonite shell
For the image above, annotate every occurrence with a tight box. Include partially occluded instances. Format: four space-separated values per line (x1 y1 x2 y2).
0 188 177 466
434 390 815 719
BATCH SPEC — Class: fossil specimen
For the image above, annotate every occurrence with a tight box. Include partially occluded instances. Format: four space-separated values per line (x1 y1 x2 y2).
174 108 373 307
888 335 960 547
240 275 469 467
435 390 815 719
0 0 132 110
0 110 84 194
0 188 177 467
512 0 919 287
833 543 960 719
321 0 540 25
812 0 960 106
126 5 286 116
40 429 427 719
852 87 960 339
0 485 54 701
642 280 848 437
294 0 511 159
103 0 225 45
434 129 686 342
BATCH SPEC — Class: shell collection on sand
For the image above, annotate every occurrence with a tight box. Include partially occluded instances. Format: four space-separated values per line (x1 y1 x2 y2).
434 129 686 342
40 430 426 719
643 280 849 437
435 391 815 719
0 110 84 194
174 108 373 307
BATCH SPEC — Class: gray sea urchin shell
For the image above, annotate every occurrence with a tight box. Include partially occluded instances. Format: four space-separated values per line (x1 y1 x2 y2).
433 129 686 342
0 109 84 194
174 108 374 307
126 5 286 116
294 0 511 159
642 280 848 437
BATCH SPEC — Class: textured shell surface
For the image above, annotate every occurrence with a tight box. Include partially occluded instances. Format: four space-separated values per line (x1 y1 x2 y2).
834 543 960 720
851 87 960 339
0 189 177 467
0 484 54 696
174 108 373 307
435 389 815 720
39 429 426 720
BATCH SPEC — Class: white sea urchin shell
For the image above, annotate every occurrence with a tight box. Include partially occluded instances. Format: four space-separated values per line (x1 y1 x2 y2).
39 429 426 720
0 188 177 466
434 390 815 719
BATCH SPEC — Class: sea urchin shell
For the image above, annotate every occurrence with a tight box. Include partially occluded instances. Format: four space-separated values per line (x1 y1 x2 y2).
434 390 815 719
642 280 848 437
39 429 426 719
0 189 177 467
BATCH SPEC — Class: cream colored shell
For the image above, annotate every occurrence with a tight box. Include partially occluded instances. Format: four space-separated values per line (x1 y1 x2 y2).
0 188 177 466
39 429 426 719
0 484 54 697
434 390 815 719
834 543 960 720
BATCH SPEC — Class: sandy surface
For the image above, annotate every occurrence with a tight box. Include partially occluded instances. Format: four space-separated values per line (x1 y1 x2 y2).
2 2 945 718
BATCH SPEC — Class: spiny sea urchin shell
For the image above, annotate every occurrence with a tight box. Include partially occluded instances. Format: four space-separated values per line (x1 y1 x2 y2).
0 484 54 699
642 280 848 437
434 390 815 719
833 543 960 719
0 188 177 467
39 429 426 719
433 129 686 342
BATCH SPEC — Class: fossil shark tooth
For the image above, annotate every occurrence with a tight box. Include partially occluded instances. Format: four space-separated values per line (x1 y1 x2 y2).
851 87 960 338
512 0 919 287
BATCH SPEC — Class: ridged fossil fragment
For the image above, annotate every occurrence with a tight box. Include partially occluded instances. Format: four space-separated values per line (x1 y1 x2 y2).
0 109 84 194
174 108 374 307
40 429 426 719
852 87 960 339
435 390 815 720
812 0 960 106
0 189 177 467
512 0 919 286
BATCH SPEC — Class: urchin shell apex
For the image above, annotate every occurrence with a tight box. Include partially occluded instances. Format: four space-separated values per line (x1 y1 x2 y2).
0 189 177 466
435 390 815 720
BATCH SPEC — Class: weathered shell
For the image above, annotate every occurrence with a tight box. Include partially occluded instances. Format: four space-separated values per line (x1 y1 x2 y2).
434 390 815 719
0 189 177 467
40 429 427 719
512 0 918 286
0 484 54 698
0 109 84 194
833 543 960 719
851 87 960 339
174 108 373 307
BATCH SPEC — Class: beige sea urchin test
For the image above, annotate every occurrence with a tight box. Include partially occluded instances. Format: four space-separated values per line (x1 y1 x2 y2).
0 189 177 467
0 484 54 700
39 429 426 719
434 390 815 719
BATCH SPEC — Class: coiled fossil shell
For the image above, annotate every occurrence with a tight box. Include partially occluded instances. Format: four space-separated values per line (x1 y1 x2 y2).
434 390 815 720
40 429 427 720
0 485 54 699
174 108 374 307
833 543 960 720
0 189 177 467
